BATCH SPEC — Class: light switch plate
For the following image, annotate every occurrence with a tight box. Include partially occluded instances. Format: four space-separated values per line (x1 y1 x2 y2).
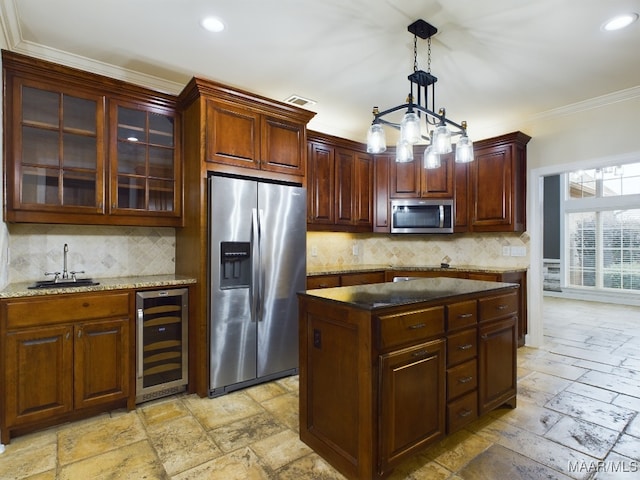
502 246 511 256
511 246 527 256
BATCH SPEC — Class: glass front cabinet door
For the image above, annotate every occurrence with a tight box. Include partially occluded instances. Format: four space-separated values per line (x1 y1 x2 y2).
8 79 106 219
110 102 180 220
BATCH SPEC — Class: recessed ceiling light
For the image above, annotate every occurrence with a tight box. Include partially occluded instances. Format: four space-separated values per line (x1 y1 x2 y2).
201 16 225 33
602 13 638 31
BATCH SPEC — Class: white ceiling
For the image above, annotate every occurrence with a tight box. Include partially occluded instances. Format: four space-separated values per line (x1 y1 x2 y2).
2 0 640 143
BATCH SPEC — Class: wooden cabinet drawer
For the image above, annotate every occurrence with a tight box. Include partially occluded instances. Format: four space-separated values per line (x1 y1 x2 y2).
340 271 385 286
306 275 340 289
377 306 445 350
479 291 518 322
447 328 477 367
447 359 477 400
446 300 477 331
447 391 478 433
5 292 131 329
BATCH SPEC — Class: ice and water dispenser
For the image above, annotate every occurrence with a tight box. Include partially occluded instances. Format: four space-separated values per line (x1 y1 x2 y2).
220 242 251 289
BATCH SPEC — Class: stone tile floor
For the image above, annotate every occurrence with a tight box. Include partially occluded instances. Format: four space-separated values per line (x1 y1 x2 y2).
1 297 638 479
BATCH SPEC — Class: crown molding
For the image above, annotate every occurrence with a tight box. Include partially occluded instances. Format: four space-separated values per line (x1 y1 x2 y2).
0 0 183 95
529 85 640 121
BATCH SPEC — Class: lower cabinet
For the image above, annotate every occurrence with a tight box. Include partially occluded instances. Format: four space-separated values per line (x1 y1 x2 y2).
1 292 132 444
306 271 385 289
379 338 445 472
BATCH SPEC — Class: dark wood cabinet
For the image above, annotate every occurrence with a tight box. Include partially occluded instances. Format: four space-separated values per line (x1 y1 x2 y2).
468 131 530 232
373 154 392 232
307 142 335 225
2 50 181 226
389 148 454 199
478 292 518 415
307 132 373 232
205 98 307 177
298 280 518 479
379 338 445 471
1 292 132 444
306 271 385 289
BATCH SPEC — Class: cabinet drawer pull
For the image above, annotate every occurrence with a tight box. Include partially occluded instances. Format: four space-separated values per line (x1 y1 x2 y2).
480 334 488 340
411 350 429 358
458 408 472 418
458 376 474 384
458 343 473 350
457 313 473 318
496 304 508 310
408 323 426 330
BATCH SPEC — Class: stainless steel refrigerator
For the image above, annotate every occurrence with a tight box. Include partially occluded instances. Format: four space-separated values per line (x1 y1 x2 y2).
208 174 306 396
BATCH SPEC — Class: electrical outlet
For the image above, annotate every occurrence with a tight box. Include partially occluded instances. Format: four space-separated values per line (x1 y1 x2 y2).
311 245 318 257
502 246 511 256
352 244 359 256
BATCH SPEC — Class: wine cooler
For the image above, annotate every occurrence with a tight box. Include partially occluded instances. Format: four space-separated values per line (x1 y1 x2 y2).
136 288 188 403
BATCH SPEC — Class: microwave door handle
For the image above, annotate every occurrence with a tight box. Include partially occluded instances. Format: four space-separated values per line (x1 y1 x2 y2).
439 205 445 228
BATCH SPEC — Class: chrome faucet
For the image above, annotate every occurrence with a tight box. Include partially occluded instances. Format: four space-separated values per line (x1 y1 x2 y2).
62 243 69 279
45 244 84 282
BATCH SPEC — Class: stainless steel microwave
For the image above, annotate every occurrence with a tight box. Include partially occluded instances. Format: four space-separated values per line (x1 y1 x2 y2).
390 199 454 233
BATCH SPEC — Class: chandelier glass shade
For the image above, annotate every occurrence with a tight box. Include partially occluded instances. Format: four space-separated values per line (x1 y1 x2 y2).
366 19 474 168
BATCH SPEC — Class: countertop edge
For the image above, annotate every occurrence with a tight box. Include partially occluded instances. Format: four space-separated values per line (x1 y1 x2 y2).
306 264 528 276
298 277 520 311
0 275 197 298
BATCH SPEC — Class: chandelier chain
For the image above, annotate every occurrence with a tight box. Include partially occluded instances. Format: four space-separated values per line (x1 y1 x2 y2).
413 34 418 72
427 36 431 74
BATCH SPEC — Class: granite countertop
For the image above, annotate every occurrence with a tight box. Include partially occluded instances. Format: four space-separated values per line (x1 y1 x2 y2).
299 276 519 310
306 264 527 276
0 274 197 298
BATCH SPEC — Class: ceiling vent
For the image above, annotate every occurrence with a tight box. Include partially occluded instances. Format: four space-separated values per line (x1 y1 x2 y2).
284 95 317 107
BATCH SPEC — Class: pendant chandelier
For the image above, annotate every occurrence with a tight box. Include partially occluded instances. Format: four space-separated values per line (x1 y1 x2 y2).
366 19 474 168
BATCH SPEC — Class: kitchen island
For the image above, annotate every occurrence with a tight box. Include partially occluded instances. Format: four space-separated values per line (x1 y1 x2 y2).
297 277 519 480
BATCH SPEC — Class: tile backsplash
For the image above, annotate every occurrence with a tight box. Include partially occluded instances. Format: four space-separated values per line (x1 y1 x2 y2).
307 231 530 269
7 224 176 283
4 225 529 285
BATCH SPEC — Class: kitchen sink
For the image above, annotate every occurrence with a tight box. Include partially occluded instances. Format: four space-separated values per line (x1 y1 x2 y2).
28 278 100 289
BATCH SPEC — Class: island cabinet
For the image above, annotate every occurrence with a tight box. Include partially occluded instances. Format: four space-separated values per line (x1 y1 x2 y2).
307 131 373 232
0 292 133 444
298 278 518 479
2 50 182 226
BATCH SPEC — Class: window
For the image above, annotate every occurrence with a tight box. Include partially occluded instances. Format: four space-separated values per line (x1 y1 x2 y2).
564 163 640 293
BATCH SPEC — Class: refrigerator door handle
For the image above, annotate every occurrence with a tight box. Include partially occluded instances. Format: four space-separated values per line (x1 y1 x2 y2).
251 208 260 323
257 208 266 322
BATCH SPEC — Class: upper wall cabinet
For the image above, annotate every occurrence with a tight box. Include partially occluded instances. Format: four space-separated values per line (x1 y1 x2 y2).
389 148 454 199
2 50 181 226
307 131 373 232
465 131 531 232
178 77 315 185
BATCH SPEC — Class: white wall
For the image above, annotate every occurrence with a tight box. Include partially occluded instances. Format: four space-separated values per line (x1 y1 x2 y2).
522 89 640 347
